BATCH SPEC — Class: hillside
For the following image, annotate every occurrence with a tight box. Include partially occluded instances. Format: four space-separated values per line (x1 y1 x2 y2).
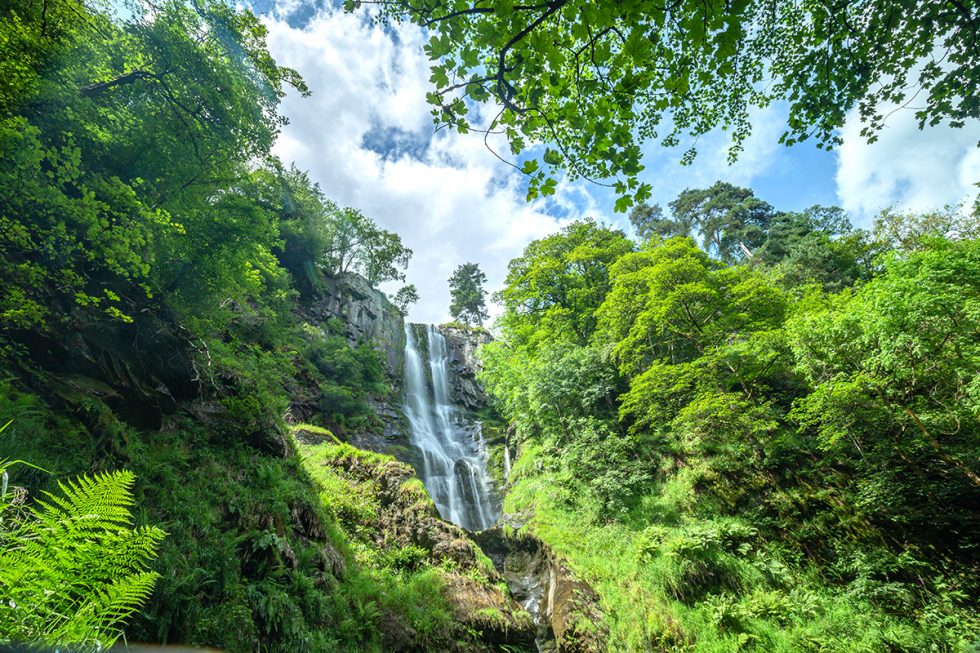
1 0 978 651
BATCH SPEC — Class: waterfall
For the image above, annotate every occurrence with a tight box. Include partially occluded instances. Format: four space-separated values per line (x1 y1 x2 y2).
402 324 498 531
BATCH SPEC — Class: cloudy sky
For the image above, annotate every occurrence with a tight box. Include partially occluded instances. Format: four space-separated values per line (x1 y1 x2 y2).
253 0 980 323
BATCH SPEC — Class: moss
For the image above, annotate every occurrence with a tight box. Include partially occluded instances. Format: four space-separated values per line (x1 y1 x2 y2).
0 383 499 652
290 422 339 439
439 321 491 336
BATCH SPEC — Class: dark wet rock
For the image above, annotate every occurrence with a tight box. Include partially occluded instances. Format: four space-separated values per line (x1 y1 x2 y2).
348 397 408 453
442 573 536 650
300 272 405 383
438 326 492 412
474 528 609 653
377 608 419 652
25 305 196 431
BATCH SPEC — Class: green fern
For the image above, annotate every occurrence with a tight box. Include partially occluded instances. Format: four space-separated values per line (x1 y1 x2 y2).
0 463 165 651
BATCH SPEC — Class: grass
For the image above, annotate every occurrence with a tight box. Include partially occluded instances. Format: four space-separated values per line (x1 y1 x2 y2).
440 320 492 336
504 459 980 653
0 383 472 652
290 422 342 443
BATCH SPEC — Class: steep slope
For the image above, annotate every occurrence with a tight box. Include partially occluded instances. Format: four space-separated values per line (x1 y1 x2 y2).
0 273 534 652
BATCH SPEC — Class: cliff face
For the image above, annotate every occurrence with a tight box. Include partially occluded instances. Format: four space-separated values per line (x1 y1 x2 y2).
438 325 493 412
301 272 405 383
297 273 410 451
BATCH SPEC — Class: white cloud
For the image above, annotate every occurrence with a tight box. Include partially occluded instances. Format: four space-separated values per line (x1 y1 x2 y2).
835 105 980 225
262 1 980 329
261 7 595 323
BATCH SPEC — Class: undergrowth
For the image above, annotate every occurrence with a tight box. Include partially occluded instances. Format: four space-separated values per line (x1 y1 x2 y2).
0 384 471 652
505 449 980 652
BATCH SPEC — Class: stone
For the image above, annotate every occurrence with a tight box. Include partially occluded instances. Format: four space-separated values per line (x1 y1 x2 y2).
300 272 405 384
473 528 609 653
438 325 493 412
313 448 537 649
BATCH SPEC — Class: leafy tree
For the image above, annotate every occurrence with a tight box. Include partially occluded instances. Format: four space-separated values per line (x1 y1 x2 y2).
270 165 342 292
871 206 980 252
0 462 165 650
0 0 307 341
481 208 979 651
496 219 633 349
267 167 413 290
755 206 873 291
391 284 420 315
322 207 412 286
788 238 980 532
481 340 621 441
598 238 789 437
448 262 489 325
349 0 979 209
669 182 776 263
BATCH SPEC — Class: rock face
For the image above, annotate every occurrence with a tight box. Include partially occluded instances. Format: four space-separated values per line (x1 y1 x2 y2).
474 528 609 653
438 325 493 412
21 303 198 432
297 272 411 452
301 272 405 383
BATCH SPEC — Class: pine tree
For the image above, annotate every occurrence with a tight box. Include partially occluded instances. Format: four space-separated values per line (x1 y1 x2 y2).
448 263 489 326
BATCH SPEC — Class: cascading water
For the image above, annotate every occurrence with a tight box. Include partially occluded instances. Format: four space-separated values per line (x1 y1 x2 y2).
402 324 499 531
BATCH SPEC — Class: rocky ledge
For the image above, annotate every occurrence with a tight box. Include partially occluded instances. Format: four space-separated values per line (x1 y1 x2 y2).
474 528 609 653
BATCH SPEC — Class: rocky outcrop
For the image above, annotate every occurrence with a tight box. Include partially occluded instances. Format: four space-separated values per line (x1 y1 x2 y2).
297 272 410 452
474 528 609 653
301 272 405 383
18 303 198 433
438 325 493 412
305 444 536 651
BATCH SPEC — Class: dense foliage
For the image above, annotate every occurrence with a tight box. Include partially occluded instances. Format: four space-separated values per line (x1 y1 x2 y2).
0 457 164 650
3 0 978 650
0 0 442 650
480 185 980 651
350 0 980 209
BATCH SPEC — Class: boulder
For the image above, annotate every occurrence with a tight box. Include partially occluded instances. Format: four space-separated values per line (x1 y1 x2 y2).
474 528 609 653
308 447 537 649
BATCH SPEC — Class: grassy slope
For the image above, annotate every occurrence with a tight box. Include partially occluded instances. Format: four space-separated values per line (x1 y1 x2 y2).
504 446 979 653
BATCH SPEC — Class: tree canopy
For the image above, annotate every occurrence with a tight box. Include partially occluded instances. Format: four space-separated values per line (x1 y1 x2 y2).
495 219 634 349
350 0 980 210
479 185 980 650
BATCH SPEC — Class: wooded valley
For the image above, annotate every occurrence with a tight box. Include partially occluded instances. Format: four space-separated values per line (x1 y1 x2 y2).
1 0 977 651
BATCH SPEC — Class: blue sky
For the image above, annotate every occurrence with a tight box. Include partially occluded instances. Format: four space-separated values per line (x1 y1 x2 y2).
255 0 980 323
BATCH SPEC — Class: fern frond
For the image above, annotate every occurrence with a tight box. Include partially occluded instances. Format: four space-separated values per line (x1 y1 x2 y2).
0 467 164 650
47 571 162 649
40 470 136 527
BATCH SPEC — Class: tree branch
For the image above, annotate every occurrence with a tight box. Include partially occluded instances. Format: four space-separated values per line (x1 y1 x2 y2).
80 69 159 97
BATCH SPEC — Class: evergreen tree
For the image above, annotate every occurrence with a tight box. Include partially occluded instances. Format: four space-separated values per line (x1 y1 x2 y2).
628 203 689 241
448 263 489 326
669 182 775 263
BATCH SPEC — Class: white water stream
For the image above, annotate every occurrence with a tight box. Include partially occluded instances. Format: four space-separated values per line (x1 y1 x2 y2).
402 324 498 531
